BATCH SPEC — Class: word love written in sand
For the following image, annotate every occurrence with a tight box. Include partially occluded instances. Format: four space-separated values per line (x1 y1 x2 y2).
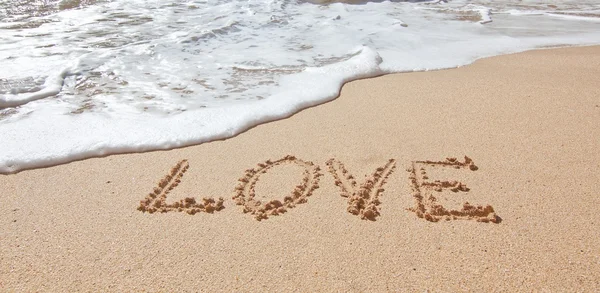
138 155 499 223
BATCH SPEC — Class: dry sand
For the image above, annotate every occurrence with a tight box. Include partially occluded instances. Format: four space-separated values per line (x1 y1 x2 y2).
1 46 600 292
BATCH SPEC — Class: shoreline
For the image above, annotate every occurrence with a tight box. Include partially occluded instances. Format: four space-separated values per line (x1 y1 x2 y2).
1 46 599 291
3 44 600 175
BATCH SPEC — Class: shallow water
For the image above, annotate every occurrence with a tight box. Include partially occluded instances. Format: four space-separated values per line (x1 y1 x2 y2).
1 0 600 173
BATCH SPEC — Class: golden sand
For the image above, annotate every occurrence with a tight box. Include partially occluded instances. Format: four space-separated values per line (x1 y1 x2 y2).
1 46 599 291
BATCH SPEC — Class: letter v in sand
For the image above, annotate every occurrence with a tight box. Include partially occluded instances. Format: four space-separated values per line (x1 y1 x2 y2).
326 158 396 221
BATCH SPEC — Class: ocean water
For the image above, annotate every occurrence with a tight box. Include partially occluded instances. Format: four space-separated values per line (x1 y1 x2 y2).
1 0 599 173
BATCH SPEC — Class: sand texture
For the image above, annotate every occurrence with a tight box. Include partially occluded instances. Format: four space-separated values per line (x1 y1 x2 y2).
1 46 600 292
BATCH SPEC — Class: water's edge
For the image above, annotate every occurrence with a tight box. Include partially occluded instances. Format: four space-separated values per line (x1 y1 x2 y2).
1 44 596 175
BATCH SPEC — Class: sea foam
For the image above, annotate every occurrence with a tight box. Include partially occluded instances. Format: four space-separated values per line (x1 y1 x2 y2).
1 0 600 173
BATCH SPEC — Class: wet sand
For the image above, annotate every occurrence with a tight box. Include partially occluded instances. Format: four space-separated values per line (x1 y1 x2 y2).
1 46 599 291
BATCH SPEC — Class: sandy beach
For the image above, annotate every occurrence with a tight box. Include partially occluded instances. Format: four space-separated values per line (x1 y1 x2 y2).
1 46 599 291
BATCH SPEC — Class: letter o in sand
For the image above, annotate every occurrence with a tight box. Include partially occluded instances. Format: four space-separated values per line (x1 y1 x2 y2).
232 155 322 221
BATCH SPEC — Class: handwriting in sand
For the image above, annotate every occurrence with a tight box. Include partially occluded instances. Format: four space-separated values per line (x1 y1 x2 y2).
137 155 499 223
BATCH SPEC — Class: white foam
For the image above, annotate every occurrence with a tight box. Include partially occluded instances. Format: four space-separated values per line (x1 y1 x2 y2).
474 6 493 24
1 0 600 173
0 68 70 108
546 13 600 22
0 47 382 173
